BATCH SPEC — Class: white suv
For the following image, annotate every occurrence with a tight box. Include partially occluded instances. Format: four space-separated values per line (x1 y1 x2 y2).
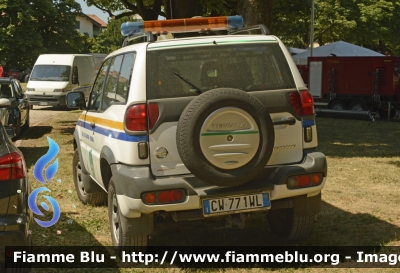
66 16 327 252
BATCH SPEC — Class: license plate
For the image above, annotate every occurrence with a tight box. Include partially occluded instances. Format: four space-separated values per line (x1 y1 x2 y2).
203 193 270 216
39 102 48 106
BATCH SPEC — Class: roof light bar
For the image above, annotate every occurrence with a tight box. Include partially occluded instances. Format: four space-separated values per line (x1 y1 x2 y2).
121 16 244 37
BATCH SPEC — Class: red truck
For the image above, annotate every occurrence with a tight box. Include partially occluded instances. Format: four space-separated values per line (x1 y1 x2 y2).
297 56 400 119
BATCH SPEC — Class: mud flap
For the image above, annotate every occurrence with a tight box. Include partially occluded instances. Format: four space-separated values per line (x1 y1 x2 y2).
292 193 321 217
119 213 154 237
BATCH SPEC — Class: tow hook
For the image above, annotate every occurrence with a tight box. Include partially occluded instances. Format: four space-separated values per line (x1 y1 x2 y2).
214 213 250 229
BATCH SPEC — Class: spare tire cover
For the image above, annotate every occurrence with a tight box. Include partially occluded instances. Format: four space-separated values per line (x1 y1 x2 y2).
176 88 275 187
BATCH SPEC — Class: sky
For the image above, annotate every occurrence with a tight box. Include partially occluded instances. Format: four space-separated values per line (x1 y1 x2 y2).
76 0 110 23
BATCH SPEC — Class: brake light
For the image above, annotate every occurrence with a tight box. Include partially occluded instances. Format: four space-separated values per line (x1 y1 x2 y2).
0 152 26 181
289 89 315 116
148 103 159 130
300 90 315 115
125 103 160 132
289 92 301 116
125 104 147 131
121 16 244 36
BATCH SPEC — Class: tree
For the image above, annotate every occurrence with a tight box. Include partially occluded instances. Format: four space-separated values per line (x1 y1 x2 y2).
91 16 132 53
0 0 45 68
0 0 93 69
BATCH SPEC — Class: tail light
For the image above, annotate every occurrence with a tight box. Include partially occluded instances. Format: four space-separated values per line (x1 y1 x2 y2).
125 103 159 132
290 89 315 116
0 152 26 181
287 173 323 189
142 189 186 205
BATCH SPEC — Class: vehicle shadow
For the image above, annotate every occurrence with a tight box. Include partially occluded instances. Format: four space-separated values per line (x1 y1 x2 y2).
26 210 121 273
19 126 53 140
18 147 50 170
149 201 400 246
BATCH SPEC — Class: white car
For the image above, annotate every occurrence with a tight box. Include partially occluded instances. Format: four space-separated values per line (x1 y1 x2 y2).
66 16 327 253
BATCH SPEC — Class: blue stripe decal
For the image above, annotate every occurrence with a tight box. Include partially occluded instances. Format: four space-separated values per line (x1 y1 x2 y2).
262 193 270 207
203 200 210 215
302 120 315 127
78 120 148 142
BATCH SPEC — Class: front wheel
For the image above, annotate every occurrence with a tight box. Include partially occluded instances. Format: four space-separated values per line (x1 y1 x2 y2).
73 149 107 206
108 178 149 256
378 108 396 120
267 208 315 240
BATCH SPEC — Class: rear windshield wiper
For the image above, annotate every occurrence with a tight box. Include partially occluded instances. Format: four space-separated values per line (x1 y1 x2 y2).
173 72 202 94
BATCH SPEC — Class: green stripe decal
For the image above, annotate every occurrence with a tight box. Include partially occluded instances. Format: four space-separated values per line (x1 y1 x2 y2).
201 131 259 136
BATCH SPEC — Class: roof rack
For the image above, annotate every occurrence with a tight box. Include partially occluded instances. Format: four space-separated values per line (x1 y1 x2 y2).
229 24 271 35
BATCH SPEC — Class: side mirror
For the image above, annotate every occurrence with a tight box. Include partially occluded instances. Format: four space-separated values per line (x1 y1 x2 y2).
0 98 11 108
66 92 86 109
5 126 16 138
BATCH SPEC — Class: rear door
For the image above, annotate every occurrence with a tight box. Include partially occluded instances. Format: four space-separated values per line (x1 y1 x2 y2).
146 39 304 177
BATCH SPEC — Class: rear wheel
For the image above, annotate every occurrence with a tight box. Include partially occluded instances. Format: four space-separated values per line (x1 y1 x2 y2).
329 100 347 110
267 208 315 240
108 178 149 256
378 108 396 119
349 100 367 111
73 149 107 206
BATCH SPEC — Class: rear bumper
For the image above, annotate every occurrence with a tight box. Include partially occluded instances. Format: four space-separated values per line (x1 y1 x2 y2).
111 149 327 218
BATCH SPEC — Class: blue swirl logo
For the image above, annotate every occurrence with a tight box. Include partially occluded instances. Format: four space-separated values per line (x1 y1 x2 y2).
28 137 61 228
33 137 59 184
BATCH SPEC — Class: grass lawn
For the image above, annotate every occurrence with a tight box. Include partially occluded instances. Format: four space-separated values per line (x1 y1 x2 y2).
17 109 400 272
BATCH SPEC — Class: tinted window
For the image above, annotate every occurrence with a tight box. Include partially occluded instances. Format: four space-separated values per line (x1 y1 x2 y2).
100 53 135 110
89 58 111 111
117 53 135 102
101 55 123 110
30 65 71 81
146 43 295 99
0 83 14 98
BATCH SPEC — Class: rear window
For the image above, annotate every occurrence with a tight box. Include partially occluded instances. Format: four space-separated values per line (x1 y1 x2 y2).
146 43 295 99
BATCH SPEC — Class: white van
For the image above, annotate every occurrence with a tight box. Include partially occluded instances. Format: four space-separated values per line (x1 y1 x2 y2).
26 54 96 108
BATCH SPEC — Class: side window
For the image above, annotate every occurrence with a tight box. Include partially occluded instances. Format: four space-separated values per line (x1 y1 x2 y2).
72 66 79 84
116 53 135 102
101 55 123 111
89 58 111 111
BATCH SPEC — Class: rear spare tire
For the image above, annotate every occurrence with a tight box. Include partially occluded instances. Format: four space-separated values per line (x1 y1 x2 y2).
176 88 274 187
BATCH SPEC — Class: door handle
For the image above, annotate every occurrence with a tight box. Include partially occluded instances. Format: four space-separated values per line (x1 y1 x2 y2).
90 122 95 128
272 117 296 126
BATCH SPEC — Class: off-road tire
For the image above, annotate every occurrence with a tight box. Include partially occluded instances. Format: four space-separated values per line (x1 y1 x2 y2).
73 149 107 206
267 208 314 240
108 178 148 256
177 88 274 187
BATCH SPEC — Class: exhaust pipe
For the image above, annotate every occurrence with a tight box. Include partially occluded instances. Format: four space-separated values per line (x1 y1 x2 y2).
315 108 375 121
155 211 166 223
